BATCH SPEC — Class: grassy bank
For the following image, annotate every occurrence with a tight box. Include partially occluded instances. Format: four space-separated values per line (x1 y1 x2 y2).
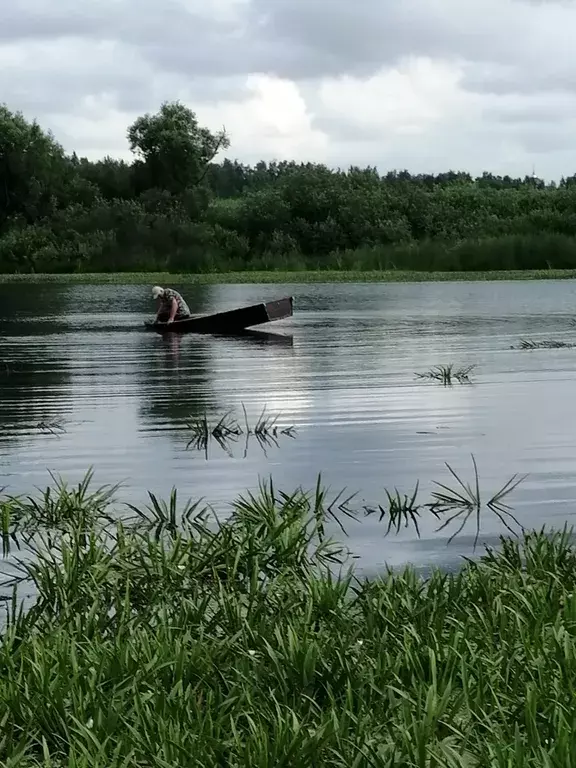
3 267 576 285
1 471 576 765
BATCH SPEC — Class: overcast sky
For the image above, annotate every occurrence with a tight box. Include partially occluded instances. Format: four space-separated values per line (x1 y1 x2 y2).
2 0 575 179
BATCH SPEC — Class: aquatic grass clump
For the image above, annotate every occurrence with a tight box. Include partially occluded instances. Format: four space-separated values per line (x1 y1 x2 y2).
365 482 423 536
428 455 526 547
365 455 526 548
243 405 297 456
36 420 66 437
415 363 475 385
186 405 297 458
185 410 242 455
0 469 116 547
517 338 576 349
1 470 576 764
247 404 297 440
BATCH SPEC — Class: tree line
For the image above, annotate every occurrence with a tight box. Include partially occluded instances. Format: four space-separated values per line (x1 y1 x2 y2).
2 100 576 274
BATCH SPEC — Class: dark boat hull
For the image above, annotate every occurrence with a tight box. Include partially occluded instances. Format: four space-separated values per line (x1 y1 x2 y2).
144 296 293 335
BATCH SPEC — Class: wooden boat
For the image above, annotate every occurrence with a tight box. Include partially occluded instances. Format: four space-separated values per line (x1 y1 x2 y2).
144 296 294 335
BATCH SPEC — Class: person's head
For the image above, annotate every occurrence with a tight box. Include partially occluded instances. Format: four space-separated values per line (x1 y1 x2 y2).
152 286 164 300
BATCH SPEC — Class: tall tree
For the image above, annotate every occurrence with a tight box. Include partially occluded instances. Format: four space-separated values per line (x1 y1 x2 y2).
127 101 230 197
0 105 76 232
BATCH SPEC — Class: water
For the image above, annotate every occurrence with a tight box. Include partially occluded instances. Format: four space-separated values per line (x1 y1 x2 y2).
2 279 576 575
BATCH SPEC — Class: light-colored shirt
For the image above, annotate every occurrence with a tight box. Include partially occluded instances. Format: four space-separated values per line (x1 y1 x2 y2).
160 288 191 317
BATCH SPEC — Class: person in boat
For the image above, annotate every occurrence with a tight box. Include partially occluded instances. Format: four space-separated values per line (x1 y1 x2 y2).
152 286 192 324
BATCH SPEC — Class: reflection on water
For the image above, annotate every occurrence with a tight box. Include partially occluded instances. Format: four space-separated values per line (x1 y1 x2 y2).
183 405 298 461
3 279 576 572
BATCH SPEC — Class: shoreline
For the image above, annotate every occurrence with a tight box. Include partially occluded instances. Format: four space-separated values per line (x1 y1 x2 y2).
2 268 576 284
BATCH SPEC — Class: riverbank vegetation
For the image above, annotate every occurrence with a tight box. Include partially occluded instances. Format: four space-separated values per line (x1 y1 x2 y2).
3 268 576 284
2 469 576 764
4 101 576 277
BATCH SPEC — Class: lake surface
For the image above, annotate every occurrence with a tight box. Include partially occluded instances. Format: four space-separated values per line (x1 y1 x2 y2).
2 279 576 575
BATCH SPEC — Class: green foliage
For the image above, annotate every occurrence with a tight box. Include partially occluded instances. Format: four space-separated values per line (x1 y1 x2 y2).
127 101 230 196
0 105 93 236
1 471 576 764
4 100 576 274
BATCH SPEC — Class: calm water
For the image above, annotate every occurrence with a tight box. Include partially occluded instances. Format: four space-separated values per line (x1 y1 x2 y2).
2 279 576 575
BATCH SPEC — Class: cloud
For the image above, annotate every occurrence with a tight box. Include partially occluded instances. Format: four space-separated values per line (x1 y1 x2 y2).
1 0 576 178
313 58 466 141
199 76 329 163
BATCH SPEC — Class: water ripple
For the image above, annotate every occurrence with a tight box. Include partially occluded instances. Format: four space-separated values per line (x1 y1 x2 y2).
2 280 576 570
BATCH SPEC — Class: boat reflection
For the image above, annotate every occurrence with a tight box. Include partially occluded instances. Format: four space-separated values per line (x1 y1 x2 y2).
213 329 294 347
160 328 294 368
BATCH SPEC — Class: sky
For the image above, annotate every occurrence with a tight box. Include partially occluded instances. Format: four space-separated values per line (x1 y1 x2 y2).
2 0 576 179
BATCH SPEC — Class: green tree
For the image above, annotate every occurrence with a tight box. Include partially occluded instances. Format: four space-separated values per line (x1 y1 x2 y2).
127 101 230 197
4 98 576 275
75 155 135 201
0 105 87 232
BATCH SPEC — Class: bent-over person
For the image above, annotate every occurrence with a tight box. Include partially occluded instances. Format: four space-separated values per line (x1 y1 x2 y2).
152 286 192 324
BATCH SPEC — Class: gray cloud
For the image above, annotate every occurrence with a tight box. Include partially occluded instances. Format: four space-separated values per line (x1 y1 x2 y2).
519 128 576 155
1 0 576 177
0 0 546 81
0 0 254 86
2 0 573 87
462 63 576 97
483 101 576 126
0 0 230 44
246 0 529 78
0 31 250 118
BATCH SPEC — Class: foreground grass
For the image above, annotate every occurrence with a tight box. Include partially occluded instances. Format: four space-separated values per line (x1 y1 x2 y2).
1 470 576 765
2 268 576 285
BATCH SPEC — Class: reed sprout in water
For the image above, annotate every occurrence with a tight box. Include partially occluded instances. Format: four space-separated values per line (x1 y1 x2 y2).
36 419 67 436
245 404 296 439
415 363 475 385
185 410 242 455
186 405 296 458
365 482 423 537
3 465 576 766
517 338 576 349
428 454 526 547
364 455 526 548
